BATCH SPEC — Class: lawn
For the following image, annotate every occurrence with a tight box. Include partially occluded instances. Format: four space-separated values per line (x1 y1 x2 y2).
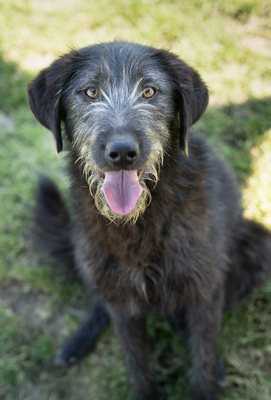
0 1 271 399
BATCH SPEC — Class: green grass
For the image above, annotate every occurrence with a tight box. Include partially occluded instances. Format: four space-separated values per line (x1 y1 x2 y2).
0 0 271 399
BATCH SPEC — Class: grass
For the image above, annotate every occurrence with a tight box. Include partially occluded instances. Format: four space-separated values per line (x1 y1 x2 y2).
0 0 271 399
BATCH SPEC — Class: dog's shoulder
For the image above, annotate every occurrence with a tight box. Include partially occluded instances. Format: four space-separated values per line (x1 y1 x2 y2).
155 133 241 219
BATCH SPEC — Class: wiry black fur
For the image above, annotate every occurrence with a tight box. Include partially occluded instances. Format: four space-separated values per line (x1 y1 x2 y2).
34 175 74 270
28 41 271 400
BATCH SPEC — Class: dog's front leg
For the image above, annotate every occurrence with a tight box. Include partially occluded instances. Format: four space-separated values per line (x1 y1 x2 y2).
186 290 223 400
109 307 162 400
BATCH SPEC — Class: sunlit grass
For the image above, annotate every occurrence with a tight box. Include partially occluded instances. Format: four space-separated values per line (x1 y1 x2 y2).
244 129 271 226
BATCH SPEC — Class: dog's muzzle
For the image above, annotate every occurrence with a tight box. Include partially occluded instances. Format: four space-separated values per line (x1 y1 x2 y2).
101 138 142 215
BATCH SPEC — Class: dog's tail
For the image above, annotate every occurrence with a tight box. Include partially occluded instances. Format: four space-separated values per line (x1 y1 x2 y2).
225 218 271 309
33 175 75 270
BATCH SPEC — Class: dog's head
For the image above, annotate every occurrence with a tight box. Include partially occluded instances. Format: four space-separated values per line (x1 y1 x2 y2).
28 41 208 224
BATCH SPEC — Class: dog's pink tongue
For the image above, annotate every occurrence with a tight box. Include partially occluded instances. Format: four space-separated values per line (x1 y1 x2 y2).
101 170 142 215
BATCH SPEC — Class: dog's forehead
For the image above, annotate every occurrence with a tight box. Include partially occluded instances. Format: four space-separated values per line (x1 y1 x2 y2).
73 42 172 88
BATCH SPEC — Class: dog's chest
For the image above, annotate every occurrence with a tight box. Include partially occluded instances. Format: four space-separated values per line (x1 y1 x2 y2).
89 221 214 312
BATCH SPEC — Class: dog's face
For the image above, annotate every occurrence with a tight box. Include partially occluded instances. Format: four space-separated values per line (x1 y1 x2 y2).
28 41 208 224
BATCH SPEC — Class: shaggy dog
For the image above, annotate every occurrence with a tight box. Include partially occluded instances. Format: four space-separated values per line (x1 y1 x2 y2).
28 41 271 400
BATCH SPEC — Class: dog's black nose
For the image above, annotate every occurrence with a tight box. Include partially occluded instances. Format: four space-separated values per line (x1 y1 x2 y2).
106 140 139 167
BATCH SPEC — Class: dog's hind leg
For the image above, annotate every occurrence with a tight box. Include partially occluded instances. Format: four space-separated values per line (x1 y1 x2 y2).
225 219 271 310
55 297 110 367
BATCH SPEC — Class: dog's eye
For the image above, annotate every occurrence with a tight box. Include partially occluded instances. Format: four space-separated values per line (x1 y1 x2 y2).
142 87 156 99
85 87 99 99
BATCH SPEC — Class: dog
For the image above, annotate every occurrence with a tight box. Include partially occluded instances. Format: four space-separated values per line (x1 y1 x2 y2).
27 41 271 400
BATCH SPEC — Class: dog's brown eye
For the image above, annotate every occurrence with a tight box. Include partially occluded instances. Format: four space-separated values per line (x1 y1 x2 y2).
142 87 155 99
86 87 99 99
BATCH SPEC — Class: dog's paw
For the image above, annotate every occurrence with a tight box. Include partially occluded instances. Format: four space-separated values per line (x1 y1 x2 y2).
54 348 80 368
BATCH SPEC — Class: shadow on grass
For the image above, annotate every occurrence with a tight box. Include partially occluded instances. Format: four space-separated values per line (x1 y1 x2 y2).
198 96 271 183
0 54 32 113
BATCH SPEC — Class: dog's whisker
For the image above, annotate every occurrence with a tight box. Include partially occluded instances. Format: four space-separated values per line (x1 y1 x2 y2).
129 78 144 103
100 88 114 108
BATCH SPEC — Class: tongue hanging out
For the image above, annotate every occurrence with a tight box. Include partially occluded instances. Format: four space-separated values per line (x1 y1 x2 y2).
101 170 143 215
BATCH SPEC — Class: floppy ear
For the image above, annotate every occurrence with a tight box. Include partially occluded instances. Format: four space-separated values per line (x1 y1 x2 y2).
27 55 71 153
160 51 209 154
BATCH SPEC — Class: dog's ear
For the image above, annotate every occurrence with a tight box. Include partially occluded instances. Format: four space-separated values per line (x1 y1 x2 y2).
160 51 209 154
27 55 71 153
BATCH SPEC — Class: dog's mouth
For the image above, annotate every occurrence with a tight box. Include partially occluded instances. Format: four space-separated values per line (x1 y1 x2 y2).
100 170 143 215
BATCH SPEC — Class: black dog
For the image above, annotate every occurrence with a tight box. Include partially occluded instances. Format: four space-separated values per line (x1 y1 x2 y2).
28 41 271 400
